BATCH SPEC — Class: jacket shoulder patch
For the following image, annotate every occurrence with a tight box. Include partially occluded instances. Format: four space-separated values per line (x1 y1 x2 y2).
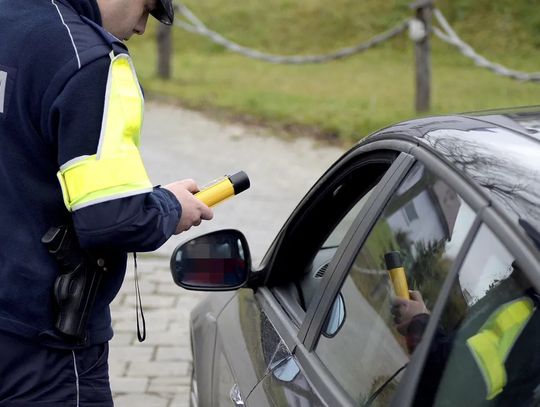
0 65 16 117
0 70 6 114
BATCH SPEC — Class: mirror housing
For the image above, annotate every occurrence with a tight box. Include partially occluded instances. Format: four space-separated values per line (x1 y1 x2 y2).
170 229 251 291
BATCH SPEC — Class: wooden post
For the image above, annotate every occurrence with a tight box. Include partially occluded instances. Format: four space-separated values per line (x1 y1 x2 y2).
157 24 172 79
410 0 433 113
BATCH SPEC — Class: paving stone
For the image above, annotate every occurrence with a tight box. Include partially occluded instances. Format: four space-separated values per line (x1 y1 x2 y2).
168 395 190 407
155 346 191 361
112 309 140 321
156 282 190 295
127 361 190 378
138 308 182 319
168 322 191 335
109 346 154 362
124 294 177 309
121 280 158 295
115 394 170 407
148 376 190 394
150 376 190 387
111 293 128 307
144 271 177 284
136 258 170 270
115 316 169 332
109 360 128 377
136 331 187 347
110 331 136 346
175 300 203 312
110 377 149 393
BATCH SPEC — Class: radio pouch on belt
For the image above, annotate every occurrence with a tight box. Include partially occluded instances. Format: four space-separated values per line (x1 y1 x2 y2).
42 225 107 342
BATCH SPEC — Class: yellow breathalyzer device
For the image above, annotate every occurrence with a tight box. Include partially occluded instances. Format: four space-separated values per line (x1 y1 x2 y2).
195 171 250 207
384 251 410 300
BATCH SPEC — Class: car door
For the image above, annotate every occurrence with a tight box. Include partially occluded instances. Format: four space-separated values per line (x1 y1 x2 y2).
242 147 428 405
212 146 405 406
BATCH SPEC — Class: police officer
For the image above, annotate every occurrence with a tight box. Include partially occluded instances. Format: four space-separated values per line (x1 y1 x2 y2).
0 0 213 404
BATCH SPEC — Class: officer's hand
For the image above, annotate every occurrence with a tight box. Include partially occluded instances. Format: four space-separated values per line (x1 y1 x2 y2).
163 179 214 234
391 290 429 335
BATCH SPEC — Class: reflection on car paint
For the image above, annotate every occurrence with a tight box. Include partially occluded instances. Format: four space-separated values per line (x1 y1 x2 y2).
422 127 540 225
229 383 245 406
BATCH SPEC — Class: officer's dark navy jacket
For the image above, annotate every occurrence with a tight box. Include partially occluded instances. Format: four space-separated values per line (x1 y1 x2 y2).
0 0 181 348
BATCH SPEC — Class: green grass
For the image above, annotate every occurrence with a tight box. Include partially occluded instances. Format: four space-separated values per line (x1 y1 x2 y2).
129 0 540 144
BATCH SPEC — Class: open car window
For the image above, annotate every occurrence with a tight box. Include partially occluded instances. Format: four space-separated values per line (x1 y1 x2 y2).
322 189 375 249
268 150 397 323
300 189 376 311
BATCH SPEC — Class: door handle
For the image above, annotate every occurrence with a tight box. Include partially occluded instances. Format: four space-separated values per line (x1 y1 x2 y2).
230 383 245 406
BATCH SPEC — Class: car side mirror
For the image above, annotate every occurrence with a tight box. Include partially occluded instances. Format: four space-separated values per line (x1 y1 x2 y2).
170 229 251 291
322 293 346 337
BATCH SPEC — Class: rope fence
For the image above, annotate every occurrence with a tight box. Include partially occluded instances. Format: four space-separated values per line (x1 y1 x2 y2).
156 1 539 111
432 9 540 82
174 3 411 64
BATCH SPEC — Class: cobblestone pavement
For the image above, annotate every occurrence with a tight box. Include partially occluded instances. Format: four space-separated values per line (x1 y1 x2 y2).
110 255 203 407
109 102 344 406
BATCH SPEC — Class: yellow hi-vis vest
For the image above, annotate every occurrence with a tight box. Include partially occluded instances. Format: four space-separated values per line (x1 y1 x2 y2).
57 52 152 212
466 296 535 400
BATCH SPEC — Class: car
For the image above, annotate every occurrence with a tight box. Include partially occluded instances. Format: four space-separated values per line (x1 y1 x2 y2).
170 107 540 407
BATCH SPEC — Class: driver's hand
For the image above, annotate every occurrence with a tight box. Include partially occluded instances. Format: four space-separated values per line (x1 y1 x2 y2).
391 290 429 335
163 179 214 234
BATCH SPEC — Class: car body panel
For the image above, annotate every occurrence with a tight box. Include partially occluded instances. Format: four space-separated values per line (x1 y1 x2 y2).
247 360 325 407
190 291 237 406
213 288 293 404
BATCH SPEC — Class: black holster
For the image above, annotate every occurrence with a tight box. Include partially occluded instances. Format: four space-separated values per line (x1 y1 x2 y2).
42 225 107 341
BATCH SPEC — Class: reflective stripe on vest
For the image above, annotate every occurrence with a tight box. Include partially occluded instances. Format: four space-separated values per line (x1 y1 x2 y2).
466 296 534 400
57 53 152 212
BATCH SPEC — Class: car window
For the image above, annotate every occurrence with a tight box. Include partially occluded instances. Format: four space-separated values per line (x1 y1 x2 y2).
314 162 476 406
415 224 540 407
322 189 374 249
270 151 397 321
299 189 375 310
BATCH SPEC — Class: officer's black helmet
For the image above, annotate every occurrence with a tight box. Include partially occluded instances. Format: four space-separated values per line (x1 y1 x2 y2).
151 0 174 25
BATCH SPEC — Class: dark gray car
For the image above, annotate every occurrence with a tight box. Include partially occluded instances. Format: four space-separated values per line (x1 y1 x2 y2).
171 108 540 407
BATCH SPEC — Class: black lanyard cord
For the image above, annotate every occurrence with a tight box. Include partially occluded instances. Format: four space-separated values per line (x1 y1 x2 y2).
133 252 146 342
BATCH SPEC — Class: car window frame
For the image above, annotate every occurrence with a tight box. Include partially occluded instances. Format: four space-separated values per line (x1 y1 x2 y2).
299 150 417 348
258 148 405 335
263 147 403 329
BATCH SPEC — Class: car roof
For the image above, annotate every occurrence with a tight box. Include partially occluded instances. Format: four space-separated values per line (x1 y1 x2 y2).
369 106 540 251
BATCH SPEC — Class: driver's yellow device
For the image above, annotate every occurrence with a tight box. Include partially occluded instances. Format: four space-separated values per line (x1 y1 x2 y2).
195 171 250 207
385 251 410 300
